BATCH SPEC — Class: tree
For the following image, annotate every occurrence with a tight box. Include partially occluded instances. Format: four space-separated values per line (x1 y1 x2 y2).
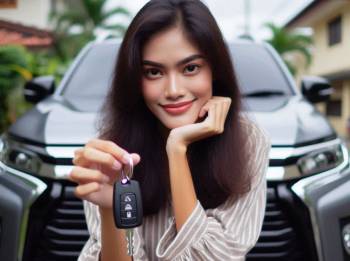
0 45 32 132
50 0 130 61
265 22 312 76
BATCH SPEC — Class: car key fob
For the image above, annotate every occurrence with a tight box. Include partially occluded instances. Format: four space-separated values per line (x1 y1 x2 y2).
113 179 143 229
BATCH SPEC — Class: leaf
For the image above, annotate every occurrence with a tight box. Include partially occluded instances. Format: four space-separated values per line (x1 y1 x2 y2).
264 22 312 73
8 64 32 80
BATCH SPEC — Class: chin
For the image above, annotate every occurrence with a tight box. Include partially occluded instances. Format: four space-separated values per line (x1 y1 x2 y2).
161 116 197 129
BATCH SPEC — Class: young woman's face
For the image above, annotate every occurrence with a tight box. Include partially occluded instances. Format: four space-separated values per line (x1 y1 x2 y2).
142 26 213 130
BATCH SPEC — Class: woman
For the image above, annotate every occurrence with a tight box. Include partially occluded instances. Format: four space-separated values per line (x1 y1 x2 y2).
70 0 271 260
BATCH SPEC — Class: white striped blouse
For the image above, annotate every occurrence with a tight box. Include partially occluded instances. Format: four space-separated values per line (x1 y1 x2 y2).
78 117 271 261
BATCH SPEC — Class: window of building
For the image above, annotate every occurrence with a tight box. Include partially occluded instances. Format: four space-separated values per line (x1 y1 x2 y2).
328 16 342 46
326 99 342 116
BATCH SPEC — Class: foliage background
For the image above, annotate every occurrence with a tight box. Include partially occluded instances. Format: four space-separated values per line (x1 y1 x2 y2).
0 0 130 133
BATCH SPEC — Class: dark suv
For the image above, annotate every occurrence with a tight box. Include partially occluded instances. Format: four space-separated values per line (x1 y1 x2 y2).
1 39 350 261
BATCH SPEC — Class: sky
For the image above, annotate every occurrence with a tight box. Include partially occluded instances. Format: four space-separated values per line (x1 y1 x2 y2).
105 0 313 41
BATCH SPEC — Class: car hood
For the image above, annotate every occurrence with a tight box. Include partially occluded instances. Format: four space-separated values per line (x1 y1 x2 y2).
9 96 336 146
9 98 99 145
244 95 336 146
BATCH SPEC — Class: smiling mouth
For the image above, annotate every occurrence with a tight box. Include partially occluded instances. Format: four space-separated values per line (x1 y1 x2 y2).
161 99 196 115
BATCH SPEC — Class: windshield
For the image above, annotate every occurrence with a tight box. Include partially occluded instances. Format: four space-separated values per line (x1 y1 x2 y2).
229 43 294 97
61 42 118 112
61 41 294 112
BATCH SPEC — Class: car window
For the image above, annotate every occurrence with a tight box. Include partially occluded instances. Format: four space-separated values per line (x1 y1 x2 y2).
229 43 294 96
61 42 118 112
61 42 294 112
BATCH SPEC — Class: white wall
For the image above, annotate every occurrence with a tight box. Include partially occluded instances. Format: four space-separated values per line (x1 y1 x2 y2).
0 0 51 29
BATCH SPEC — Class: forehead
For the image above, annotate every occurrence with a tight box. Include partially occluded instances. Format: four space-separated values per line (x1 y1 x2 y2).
142 26 201 62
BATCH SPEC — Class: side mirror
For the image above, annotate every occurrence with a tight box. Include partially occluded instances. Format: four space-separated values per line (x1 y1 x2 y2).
301 76 333 103
24 76 55 103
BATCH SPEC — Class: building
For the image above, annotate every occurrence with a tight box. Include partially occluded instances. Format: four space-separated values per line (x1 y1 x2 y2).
285 0 350 138
0 0 69 48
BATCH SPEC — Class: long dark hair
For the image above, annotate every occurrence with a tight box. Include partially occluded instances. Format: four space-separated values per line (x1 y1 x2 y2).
99 0 252 216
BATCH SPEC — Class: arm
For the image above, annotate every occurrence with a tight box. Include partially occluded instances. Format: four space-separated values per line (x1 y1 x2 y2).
70 139 148 260
166 143 197 231
158 113 270 260
165 97 231 231
78 201 149 261
99 208 131 261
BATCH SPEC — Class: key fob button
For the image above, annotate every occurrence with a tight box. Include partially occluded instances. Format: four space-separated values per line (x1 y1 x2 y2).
121 210 137 219
121 193 136 203
121 202 136 212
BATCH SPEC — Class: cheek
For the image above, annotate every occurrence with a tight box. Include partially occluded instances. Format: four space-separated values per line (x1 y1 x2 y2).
142 80 162 104
191 72 213 99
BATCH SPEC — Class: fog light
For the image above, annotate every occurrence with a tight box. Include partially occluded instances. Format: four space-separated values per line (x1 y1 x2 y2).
297 144 345 175
343 224 350 255
15 152 31 169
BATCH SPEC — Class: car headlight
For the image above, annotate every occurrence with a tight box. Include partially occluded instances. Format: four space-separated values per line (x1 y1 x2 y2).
297 143 348 176
0 135 41 174
0 136 7 163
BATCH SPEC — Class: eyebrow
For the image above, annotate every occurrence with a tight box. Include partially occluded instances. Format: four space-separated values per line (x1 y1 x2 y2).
142 54 205 68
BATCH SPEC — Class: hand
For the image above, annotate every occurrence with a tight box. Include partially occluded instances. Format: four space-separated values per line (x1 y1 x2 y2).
68 138 141 209
166 96 231 151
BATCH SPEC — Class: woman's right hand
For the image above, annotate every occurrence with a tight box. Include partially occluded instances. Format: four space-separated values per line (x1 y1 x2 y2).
68 138 141 209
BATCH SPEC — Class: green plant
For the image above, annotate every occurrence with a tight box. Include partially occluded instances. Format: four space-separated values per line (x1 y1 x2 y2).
265 22 312 75
50 0 130 60
0 45 32 132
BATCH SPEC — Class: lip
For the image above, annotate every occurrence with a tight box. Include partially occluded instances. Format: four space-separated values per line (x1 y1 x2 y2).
161 100 195 115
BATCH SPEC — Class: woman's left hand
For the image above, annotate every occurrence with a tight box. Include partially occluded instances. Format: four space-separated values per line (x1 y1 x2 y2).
166 96 231 152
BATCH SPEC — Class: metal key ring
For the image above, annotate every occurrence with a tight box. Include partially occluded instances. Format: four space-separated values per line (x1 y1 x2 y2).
121 156 133 184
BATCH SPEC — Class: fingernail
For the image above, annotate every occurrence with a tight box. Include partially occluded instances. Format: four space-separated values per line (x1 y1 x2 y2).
122 154 131 164
113 160 121 170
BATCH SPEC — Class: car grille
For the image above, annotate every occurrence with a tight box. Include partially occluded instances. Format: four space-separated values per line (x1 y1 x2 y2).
247 184 316 260
42 186 88 259
24 182 89 261
24 181 317 261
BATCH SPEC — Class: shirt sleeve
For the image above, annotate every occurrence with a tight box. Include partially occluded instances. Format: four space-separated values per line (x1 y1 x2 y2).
78 201 149 261
78 201 102 261
155 120 271 261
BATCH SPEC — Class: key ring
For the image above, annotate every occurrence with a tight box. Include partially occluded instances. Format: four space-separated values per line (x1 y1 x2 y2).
121 156 133 184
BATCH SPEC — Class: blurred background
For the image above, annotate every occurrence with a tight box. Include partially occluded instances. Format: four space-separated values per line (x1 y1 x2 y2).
0 0 349 142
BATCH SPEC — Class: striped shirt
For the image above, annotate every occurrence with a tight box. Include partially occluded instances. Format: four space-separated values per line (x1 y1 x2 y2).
78 117 271 261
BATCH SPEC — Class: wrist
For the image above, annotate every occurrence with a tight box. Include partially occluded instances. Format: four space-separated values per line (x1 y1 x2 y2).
166 137 187 155
99 206 113 217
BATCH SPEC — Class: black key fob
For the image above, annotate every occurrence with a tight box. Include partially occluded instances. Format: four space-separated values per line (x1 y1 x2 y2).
113 179 143 229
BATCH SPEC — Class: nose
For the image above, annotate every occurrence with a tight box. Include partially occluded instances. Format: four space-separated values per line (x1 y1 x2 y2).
164 73 185 99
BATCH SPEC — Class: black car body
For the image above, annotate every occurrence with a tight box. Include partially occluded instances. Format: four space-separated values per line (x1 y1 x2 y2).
1 39 350 261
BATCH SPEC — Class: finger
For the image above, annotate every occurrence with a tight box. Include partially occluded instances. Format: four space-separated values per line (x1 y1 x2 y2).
86 139 131 164
73 148 90 167
199 104 209 118
69 166 110 184
199 99 214 118
79 147 122 171
223 99 231 115
216 102 224 132
130 153 141 165
74 182 101 198
222 99 231 123
204 102 216 129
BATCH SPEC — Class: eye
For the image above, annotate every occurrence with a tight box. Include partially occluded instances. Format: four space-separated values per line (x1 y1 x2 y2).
184 64 200 75
144 68 162 79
